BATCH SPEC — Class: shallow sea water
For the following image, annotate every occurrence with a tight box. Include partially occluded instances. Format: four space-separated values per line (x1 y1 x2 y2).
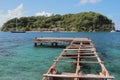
0 32 120 80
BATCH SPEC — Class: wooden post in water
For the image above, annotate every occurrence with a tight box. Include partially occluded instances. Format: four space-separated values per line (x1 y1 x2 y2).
51 43 54 47
34 43 37 47
55 42 58 47
40 43 43 46
51 42 58 47
34 37 38 47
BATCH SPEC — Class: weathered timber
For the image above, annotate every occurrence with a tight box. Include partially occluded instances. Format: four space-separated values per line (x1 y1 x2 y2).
35 37 114 80
34 37 91 46
55 56 97 59
54 60 102 64
43 74 114 79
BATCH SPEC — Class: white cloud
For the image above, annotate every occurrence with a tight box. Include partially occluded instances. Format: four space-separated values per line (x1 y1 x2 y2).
35 11 52 17
79 0 101 5
0 4 24 27
8 4 23 18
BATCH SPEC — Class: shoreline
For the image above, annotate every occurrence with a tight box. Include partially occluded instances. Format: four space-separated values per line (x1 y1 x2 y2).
0 30 119 33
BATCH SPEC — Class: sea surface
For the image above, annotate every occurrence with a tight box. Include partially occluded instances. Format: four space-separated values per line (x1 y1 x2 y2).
0 32 120 80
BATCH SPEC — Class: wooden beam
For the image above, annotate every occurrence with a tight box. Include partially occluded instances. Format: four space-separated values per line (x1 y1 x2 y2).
56 56 96 59
54 60 102 64
43 74 114 79
62 53 95 55
64 48 95 51
93 52 110 76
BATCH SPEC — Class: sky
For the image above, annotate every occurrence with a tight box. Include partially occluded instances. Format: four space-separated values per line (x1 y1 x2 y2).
0 0 120 29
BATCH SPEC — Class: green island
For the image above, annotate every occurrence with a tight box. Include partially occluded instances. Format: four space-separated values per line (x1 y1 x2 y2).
1 11 115 32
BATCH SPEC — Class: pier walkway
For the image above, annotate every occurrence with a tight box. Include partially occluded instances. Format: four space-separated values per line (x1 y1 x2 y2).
34 37 91 47
34 37 114 80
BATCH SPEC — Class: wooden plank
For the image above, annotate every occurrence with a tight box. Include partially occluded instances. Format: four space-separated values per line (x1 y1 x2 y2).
54 60 102 64
56 56 96 58
35 38 91 44
62 53 95 56
64 48 95 51
43 74 114 79
75 46 81 75
93 52 110 76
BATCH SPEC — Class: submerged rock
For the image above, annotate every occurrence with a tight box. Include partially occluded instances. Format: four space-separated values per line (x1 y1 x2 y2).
0 50 13 56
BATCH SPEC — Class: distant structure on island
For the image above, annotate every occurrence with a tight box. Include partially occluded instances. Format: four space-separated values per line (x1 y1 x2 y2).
116 30 120 32
110 30 115 32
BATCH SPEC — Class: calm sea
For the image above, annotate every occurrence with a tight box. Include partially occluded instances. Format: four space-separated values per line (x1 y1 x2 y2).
0 32 120 80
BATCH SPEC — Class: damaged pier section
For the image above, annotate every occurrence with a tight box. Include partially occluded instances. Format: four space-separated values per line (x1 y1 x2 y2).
34 37 114 80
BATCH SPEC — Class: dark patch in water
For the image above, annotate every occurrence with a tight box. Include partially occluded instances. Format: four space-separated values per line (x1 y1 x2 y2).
100 52 116 61
96 47 107 53
0 44 20 50
101 52 107 57
0 50 14 56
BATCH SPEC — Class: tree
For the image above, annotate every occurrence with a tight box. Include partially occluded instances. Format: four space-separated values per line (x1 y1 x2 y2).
1 11 115 32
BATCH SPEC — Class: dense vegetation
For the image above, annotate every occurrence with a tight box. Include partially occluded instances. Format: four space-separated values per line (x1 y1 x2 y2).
1 11 115 32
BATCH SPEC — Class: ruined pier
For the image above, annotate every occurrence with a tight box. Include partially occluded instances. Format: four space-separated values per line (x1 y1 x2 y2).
34 37 114 80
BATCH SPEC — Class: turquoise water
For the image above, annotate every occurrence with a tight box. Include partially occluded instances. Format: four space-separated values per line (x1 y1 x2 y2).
0 32 120 80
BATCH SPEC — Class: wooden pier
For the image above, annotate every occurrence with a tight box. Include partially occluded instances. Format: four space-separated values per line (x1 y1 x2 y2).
34 37 114 80
34 37 91 47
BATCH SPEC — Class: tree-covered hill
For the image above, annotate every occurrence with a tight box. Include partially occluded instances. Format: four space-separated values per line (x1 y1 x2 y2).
1 11 115 32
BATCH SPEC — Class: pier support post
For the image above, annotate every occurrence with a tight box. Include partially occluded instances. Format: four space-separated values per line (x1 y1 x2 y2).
34 37 38 47
34 43 37 47
40 43 43 46
55 43 58 47
51 43 54 47
51 42 58 47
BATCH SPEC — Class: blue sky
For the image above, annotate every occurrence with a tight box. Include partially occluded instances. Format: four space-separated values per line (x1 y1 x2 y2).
0 0 120 29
